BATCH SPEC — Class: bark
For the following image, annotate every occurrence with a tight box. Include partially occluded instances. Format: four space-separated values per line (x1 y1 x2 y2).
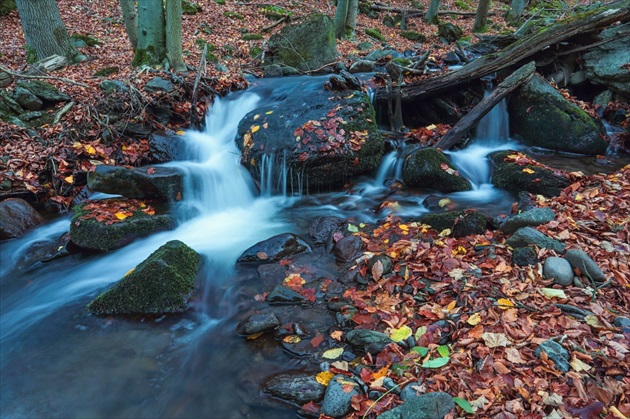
473 0 492 32
334 0 349 39
119 0 138 50
346 0 358 38
15 0 81 62
507 0 528 23
377 0 630 103
166 0 185 71
133 0 166 67
433 61 536 150
425 0 441 24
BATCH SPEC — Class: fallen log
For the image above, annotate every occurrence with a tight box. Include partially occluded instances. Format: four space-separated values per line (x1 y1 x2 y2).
376 0 630 103
433 61 536 150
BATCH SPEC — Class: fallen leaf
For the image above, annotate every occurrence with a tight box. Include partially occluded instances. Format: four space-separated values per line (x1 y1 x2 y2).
315 371 334 386
389 325 412 342
467 313 482 326
539 288 567 299
372 260 384 281
497 298 514 309
482 332 511 348
283 335 301 344
322 347 344 360
421 357 449 368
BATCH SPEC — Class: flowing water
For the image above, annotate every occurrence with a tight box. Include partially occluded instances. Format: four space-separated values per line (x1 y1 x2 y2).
1 76 624 418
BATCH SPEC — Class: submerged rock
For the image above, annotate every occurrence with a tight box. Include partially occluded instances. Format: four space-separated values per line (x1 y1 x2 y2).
87 240 200 315
237 233 311 264
403 148 472 193
0 198 45 240
261 371 325 406
377 392 454 419
148 131 187 163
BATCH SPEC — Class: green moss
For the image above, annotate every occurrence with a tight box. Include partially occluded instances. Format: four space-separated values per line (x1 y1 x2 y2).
131 45 165 67
216 0 225 4
0 0 16 16
250 46 263 58
392 57 412 67
182 0 202 15
399 31 427 42
402 148 472 192
224 11 244 19
260 5 292 20
71 33 102 47
421 210 488 237
25 45 37 64
365 28 386 42
454 0 472 10
241 33 264 41
93 66 119 77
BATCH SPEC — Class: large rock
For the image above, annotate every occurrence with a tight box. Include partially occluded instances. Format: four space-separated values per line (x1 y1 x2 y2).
70 199 175 252
87 165 184 201
346 329 393 353
148 131 187 163
236 312 280 335
236 89 383 191
403 148 472 193
0 198 45 240
508 75 607 155
377 392 455 419
87 240 200 315
265 14 337 72
505 227 565 253
261 371 325 405
13 87 43 111
563 249 606 283
420 210 487 237
237 233 311 263
16 80 70 103
321 375 362 418
582 24 630 97
490 151 570 197
499 207 556 234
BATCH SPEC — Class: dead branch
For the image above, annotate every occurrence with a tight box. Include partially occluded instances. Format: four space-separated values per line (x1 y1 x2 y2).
0 63 88 88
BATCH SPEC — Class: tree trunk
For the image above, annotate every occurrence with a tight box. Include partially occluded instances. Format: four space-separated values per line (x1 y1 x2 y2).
334 0 349 39
507 0 528 24
119 0 138 50
473 0 492 32
15 0 81 63
345 0 358 38
166 0 185 71
425 0 440 24
133 1 166 67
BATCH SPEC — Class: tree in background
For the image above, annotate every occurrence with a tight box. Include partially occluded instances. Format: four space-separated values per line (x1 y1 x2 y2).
506 0 529 24
333 0 358 39
425 0 441 24
15 0 83 63
473 0 492 32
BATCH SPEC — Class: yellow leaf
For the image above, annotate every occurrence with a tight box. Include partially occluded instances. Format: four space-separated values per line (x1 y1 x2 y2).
389 325 412 342
438 229 451 237
330 331 343 341
522 168 535 174
398 224 408 231
253 114 260 120
438 198 451 207
63 175 74 184
610 406 629 419
246 332 263 340
570 356 591 372
251 125 260 133
467 313 482 325
250 158 256 166
584 315 603 328
497 298 514 310
114 212 128 220
316 371 334 386
85 145 96 155
322 347 344 359
426 124 437 130
265 110 273 115
283 335 301 344
452 245 467 255
345 93 355 99
123 268 135 277
446 300 457 312
176 130 185 135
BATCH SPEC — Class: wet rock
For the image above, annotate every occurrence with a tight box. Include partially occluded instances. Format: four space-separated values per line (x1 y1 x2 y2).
16 80 70 103
16 232 74 268
309 216 347 246
100 80 129 93
535 340 570 372
349 60 375 74
70 200 175 252
113 121 152 137
582 24 630 96
563 249 606 283
438 22 463 42
543 257 574 286
508 75 607 155
377 392 454 419
148 131 187 163
490 151 570 197
505 227 565 253
87 240 200 315
403 148 472 193
499 207 556 235
237 312 280 335
0 198 45 240
365 49 402 61
88 165 184 201
257 263 287 286
399 380 423 401
420 210 487 237
512 246 538 266
144 77 174 93
321 375 362 418
346 329 392 353
237 233 311 264
613 317 630 334
368 254 393 277
333 235 364 263
266 285 306 304
13 86 43 111
261 371 325 405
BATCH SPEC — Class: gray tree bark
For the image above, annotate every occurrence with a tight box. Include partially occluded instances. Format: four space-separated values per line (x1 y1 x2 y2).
507 0 529 23
425 0 441 24
165 0 185 71
334 0 357 39
119 0 138 50
132 0 166 67
15 0 81 62
473 0 492 32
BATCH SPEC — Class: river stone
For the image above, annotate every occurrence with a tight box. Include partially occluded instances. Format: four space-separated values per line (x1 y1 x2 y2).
148 131 187 163
349 60 375 74
87 240 200 315
70 200 175 252
265 14 336 72
582 23 630 96
512 246 538 266
16 80 70 103
543 257 574 286
257 263 287 287
237 233 311 263
490 151 570 197
266 285 306 304
144 77 174 93
236 312 280 335
236 88 383 191
0 198 45 240
333 234 364 263
87 165 184 202
499 207 556 234
563 249 606 283
346 329 393 353
309 215 347 246
508 75 607 155
505 227 565 253
321 375 362 418
535 340 570 372
377 392 455 419
403 148 472 193
420 210 487 237
261 371 325 405
13 86 43 111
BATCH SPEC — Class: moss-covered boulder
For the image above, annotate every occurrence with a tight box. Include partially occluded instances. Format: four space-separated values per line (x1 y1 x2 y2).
582 24 630 97
16 80 70 103
490 151 570 197
87 240 200 315
402 148 472 192
236 89 383 191
266 14 336 72
70 199 176 252
420 210 487 237
508 75 607 155
87 165 184 201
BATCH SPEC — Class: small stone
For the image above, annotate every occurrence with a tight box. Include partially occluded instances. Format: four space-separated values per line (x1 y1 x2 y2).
512 246 538 266
563 249 606 283
613 317 630 334
0 198 45 239
346 329 392 353
261 371 325 405
505 227 565 253
543 256 574 286
321 375 361 418
145 77 174 93
535 340 569 372
349 60 375 74
236 312 280 335
500 207 556 234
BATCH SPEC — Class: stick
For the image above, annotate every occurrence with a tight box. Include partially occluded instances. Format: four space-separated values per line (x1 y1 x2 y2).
0 64 88 88
190 44 207 128
53 101 74 124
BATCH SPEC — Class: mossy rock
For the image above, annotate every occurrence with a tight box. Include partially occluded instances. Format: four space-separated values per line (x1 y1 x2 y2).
93 66 119 77
87 240 200 315
87 165 184 201
400 31 427 42
241 33 264 41
16 80 70 103
365 28 386 42
182 0 202 14
224 11 244 19
402 148 472 193
420 210 488 238
508 75 608 155
71 33 102 47
438 22 464 42
70 200 176 252
490 151 570 197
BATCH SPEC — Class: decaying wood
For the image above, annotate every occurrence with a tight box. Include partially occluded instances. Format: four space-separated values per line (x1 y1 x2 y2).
190 44 207 128
24 55 68 75
433 61 536 150
0 61 87 88
376 0 630 103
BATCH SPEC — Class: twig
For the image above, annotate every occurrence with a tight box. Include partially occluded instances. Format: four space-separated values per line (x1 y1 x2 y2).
261 15 289 32
53 101 74 124
190 44 207 129
0 64 88 88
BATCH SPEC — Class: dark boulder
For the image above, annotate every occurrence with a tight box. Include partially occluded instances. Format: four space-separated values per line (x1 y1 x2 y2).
261 371 325 406
13 87 43 111
582 23 630 97
87 165 184 201
333 234 364 263
236 312 280 335
505 227 565 253
0 198 45 240
420 210 487 238
402 148 472 193
148 131 187 163
237 233 311 263
308 215 347 246
16 80 70 103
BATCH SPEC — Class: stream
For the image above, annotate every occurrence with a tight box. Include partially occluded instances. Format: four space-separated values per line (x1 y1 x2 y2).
1 75 628 418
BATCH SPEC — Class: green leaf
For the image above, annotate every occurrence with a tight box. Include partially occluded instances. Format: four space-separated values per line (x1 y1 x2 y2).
347 224 359 233
392 363 408 376
421 357 450 368
411 346 429 356
322 347 344 359
437 345 450 357
390 325 412 342
453 397 474 414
